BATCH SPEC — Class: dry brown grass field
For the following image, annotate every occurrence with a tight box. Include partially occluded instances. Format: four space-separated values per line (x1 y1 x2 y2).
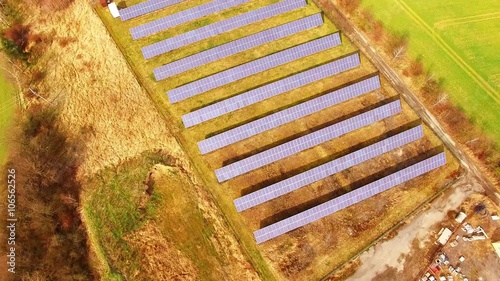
92 0 462 280
2 0 263 279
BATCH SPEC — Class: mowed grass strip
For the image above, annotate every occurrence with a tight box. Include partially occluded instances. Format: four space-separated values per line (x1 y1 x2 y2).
362 0 500 143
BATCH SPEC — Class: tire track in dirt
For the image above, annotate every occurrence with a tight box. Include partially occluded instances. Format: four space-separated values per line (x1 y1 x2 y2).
434 12 500 29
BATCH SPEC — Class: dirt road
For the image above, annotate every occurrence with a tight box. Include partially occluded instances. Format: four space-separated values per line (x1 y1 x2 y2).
347 176 482 280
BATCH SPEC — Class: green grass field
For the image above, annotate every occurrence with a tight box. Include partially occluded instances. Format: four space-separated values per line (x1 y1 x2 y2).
0 68 15 164
362 0 500 143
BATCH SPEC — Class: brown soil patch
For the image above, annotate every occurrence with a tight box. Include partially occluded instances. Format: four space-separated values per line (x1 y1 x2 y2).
124 222 199 281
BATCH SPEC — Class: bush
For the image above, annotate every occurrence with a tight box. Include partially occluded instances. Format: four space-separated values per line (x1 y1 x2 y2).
1 23 41 60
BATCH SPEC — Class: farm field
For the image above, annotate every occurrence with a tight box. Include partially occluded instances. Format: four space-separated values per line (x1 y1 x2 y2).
362 0 500 143
0 62 15 164
94 0 460 279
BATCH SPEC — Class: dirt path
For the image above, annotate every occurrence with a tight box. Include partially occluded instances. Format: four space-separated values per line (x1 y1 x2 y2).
23 0 183 177
347 175 483 280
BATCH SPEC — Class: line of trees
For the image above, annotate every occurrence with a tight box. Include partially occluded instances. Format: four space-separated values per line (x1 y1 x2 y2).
1 0 93 279
5 104 92 280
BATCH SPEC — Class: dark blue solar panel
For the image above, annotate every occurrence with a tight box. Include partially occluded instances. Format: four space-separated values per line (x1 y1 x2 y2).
120 0 183 21
142 0 306 59
233 121 419 210
198 75 380 154
253 152 447 243
168 33 341 103
131 0 249 40
217 100 402 182
182 53 361 128
154 13 323 81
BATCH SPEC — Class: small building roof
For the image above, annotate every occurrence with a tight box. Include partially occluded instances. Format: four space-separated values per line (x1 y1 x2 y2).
493 241 500 258
455 212 467 223
438 228 453 245
108 2 120 18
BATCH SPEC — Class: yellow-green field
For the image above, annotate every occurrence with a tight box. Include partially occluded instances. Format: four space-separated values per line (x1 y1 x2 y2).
93 0 460 279
362 0 500 143
0 64 15 164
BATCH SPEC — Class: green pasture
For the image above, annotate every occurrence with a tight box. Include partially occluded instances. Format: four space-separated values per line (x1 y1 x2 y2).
0 69 15 164
362 0 500 142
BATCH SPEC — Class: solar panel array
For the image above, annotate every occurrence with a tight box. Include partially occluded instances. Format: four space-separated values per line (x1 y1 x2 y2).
234 122 419 211
217 100 402 182
198 75 381 154
120 0 183 21
253 152 446 243
182 53 361 128
154 14 323 81
131 0 249 40
142 0 306 59
168 33 341 103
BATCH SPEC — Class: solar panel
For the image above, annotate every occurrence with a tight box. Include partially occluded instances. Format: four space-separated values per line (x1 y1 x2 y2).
253 152 446 243
131 0 249 40
182 53 361 128
120 0 183 22
198 75 380 154
154 13 323 81
168 33 341 103
233 121 418 211
142 0 306 59
217 100 402 183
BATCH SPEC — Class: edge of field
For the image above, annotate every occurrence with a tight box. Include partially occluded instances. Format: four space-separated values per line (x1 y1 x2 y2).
360 0 500 145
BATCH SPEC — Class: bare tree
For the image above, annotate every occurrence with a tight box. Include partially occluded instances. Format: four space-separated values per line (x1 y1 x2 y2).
392 45 406 60
433 93 448 107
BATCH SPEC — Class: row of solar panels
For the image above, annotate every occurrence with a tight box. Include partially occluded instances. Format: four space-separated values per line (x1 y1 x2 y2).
234 123 421 212
168 33 341 103
142 0 307 59
254 152 446 243
131 0 250 40
154 13 324 81
120 0 183 21
119 0 446 244
216 100 402 182
182 53 361 127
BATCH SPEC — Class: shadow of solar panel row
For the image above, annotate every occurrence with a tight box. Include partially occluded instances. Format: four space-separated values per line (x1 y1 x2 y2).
234 120 418 211
168 33 341 103
120 0 183 21
217 100 402 182
154 13 323 81
254 151 446 243
131 0 249 40
142 0 306 59
182 53 361 128
198 75 381 154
